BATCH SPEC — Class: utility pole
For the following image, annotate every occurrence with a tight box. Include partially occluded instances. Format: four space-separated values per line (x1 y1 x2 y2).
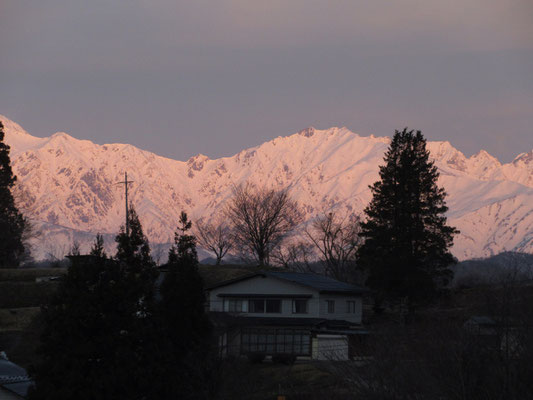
117 172 134 237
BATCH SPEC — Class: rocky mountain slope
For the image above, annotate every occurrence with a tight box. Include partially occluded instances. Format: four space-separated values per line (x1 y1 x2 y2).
1 115 532 261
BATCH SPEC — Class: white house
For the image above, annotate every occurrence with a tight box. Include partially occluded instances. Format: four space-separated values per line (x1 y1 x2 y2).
207 271 368 361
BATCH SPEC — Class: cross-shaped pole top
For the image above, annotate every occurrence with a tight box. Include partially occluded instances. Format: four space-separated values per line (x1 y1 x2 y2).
117 172 134 237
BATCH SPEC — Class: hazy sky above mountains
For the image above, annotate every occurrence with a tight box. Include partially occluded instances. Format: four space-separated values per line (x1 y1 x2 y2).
1 0 532 162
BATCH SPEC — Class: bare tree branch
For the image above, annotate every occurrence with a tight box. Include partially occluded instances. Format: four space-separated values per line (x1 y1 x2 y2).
195 220 234 265
225 184 302 266
271 241 314 272
305 211 362 282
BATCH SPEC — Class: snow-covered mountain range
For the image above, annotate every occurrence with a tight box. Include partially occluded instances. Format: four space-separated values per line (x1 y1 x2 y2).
1 115 532 261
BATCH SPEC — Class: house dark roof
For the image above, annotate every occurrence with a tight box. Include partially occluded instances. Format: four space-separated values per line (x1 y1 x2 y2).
208 312 363 329
207 271 367 295
266 272 367 294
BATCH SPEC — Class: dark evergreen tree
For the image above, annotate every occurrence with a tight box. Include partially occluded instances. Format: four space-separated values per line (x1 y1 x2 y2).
159 211 215 399
167 211 198 264
0 121 27 267
68 240 81 256
29 256 161 400
114 205 157 345
357 128 458 306
115 205 155 271
89 233 106 258
30 212 166 399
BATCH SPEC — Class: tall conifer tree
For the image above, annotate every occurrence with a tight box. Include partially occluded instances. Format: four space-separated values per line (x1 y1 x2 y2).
160 211 214 399
89 233 106 258
31 211 162 399
115 206 156 303
115 205 155 271
0 121 27 266
357 128 458 305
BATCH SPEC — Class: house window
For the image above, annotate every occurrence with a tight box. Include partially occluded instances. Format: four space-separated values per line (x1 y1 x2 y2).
228 299 244 312
249 299 265 313
292 299 308 314
326 300 335 313
241 328 311 355
266 299 281 313
248 299 282 313
346 300 356 314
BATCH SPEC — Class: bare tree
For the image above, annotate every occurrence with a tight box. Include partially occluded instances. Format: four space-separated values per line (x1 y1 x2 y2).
271 241 314 272
305 211 362 282
44 241 69 262
68 240 81 256
225 184 302 266
195 220 233 265
150 241 167 266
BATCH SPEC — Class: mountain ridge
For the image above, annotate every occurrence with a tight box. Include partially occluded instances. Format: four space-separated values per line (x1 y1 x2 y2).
1 115 532 261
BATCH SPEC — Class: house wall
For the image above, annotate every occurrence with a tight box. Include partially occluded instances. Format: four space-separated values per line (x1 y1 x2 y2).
318 294 363 324
313 334 349 360
208 275 363 323
208 275 319 318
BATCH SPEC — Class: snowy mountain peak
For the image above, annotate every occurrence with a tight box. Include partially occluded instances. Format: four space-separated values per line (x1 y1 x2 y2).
471 149 498 161
298 127 316 137
513 150 533 165
187 154 210 175
0 115 47 156
427 141 467 171
50 131 72 140
0 115 30 136
295 126 358 140
1 114 532 260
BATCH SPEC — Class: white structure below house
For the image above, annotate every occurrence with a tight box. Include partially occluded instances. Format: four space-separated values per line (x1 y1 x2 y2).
207 271 368 361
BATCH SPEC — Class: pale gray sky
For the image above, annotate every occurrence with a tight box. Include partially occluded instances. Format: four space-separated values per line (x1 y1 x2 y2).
1 0 532 161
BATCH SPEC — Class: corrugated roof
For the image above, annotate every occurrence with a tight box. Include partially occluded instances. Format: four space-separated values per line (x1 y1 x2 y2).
208 312 363 329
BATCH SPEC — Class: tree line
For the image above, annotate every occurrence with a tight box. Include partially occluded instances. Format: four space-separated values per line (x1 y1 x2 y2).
28 207 214 399
1 120 459 309
198 128 458 307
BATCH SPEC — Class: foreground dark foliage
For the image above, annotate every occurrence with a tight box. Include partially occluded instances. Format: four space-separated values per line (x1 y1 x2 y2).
160 211 216 399
30 212 216 399
0 121 28 267
28 256 161 400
